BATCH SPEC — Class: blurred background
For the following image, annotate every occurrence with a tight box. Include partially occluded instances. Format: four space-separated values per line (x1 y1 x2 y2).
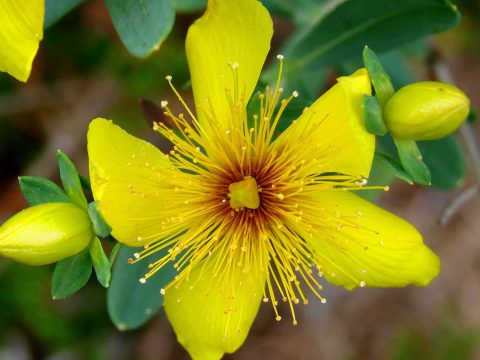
1 0 480 359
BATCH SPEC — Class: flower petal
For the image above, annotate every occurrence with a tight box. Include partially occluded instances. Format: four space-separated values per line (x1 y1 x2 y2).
87 118 186 247
0 0 44 82
301 190 440 289
274 69 375 178
186 0 273 132
164 252 265 360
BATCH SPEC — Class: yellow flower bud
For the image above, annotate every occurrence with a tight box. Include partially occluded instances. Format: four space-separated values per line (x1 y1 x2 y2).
0 202 93 265
384 81 470 140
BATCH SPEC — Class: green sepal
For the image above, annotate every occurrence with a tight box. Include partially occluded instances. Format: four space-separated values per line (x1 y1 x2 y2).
107 245 177 330
88 201 112 238
44 0 84 28
18 176 70 206
394 138 431 186
363 95 387 135
109 243 122 267
374 152 413 185
51 248 92 300
79 174 92 192
363 46 395 106
89 237 111 288
56 150 88 209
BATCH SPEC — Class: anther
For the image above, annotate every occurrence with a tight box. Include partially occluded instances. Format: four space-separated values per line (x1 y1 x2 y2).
165 75 173 81
292 90 299 98
139 277 146 284
161 100 168 108
134 252 140 259
277 54 284 60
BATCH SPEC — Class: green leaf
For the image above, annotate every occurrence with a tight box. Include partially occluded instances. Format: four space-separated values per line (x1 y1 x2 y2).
107 245 177 330
88 201 112 238
363 47 395 106
18 176 70 206
44 0 84 28
374 152 413 184
89 237 111 288
394 138 431 186
363 95 387 135
51 249 92 300
418 136 465 190
174 0 205 12
56 150 88 209
277 0 460 83
106 0 175 58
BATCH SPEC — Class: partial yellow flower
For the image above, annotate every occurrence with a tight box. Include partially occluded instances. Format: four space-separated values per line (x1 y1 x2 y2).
0 202 93 265
0 0 44 82
87 0 440 358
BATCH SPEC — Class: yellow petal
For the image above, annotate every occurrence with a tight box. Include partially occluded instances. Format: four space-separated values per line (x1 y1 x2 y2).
164 252 265 360
273 68 375 178
87 118 185 247
186 0 273 133
0 0 44 82
301 190 440 289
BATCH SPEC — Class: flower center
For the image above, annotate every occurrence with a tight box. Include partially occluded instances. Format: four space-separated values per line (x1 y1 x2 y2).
228 176 260 210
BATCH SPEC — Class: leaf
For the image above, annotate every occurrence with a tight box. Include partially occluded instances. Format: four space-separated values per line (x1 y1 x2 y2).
418 136 465 190
51 249 92 300
106 0 175 58
56 150 88 209
107 245 177 330
363 95 387 135
174 0 206 13
276 0 460 84
89 237 111 288
44 0 84 28
18 176 70 206
394 138 431 186
88 201 112 238
374 152 413 184
363 46 395 106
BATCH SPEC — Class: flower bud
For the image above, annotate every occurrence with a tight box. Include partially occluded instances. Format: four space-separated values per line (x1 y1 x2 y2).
384 81 470 140
0 202 93 265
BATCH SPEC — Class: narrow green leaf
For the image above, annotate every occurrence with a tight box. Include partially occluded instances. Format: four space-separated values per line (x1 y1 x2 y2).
105 0 175 58
374 152 413 184
56 150 88 209
394 138 431 186
107 245 177 330
363 95 387 135
18 176 70 206
44 0 84 28
79 174 92 192
51 249 92 300
275 0 460 86
174 0 206 13
363 47 395 106
418 136 465 190
88 201 112 238
89 237 111 288
109 243 122 267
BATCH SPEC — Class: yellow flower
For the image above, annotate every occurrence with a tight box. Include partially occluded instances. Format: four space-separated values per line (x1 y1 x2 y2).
0 0 44 82
0 202 93 265
87 0 440 358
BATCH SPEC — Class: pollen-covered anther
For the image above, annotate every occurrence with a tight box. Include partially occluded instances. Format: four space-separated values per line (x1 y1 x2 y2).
139 277 146 284
276 54 284 60
292 90 299 98
161 100 169 108
165 75 173 81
